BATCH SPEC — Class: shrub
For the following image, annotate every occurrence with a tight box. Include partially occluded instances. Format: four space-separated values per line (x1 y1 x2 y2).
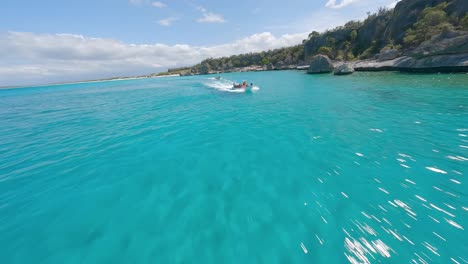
359 40 380 59
345 52 356 61
381 42 402 51
318 46 333 56
349 30 358 42
308 31 320 40
461 14 468 30
404 2 453 47
335 50 345 61
326 37 336 47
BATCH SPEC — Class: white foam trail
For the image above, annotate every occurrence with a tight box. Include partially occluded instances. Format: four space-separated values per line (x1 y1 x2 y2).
433 232 446 241
315 234 324 245
423 242 440 256
425 167 447 174
445 219 464 230
430 203 455 217
405 179 416 185
203 78 260 93
321 216 328 224
403 235 415 245
415 195 427 202
398 153 412 158
379 188 389 194
450 179 461 184
447 156 468 161
429 215 440 223
444 203 456 210
300 242 308 254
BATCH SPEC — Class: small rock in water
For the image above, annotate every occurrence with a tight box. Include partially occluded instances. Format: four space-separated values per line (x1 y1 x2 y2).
307 55 334 74
334 64 355 75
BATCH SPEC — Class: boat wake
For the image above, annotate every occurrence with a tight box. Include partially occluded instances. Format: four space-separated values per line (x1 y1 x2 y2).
204 78 260 93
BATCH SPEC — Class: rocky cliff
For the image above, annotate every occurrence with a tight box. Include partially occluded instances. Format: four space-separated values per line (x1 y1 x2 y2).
304 0 467 61
186 0 467 75
351 29 468 73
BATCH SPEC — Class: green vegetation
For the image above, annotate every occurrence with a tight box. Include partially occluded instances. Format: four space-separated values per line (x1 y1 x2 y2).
349 30 358 42
462 14 468 30
304 1 466 61
318 46 332 56
191 45 305 73
304 7 393 60
359 41 380 59
186 0 467 74
404 3 453 46
156 67 192 76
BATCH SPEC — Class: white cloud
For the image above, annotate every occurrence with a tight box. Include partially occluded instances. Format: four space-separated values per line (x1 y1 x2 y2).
152 1 166 8
0 31 307 86
196 7 225 23
158 17 177 26
325 0 359 9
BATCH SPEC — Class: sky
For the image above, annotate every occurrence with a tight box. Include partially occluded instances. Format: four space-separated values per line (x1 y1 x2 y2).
0 0 400 86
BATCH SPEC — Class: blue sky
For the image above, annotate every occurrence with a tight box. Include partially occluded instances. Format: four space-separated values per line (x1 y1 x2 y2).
0 0 400 86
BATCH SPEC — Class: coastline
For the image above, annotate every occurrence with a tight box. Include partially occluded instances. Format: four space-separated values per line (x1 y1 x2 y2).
184 55 468 76
0 74 181 90
3 56 466 90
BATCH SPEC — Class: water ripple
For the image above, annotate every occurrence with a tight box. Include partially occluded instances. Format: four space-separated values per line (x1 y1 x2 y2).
0 71 467 263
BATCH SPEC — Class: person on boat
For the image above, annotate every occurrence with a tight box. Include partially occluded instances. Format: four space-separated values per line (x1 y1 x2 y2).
233 81 251 89
233 82 243 88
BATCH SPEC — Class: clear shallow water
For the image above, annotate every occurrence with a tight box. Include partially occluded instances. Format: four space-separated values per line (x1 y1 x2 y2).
0 71 467 263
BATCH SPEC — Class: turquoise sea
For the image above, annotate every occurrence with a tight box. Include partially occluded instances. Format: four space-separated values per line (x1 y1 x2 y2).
0 71 467 263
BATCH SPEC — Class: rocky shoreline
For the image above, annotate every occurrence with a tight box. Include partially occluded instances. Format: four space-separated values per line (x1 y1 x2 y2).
182 0 468 78
351 54 468 73
286 32 468 75
346 32 468 74
171 31 468 77
182 32 468 76
320 53 468 75
185 53 468 76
